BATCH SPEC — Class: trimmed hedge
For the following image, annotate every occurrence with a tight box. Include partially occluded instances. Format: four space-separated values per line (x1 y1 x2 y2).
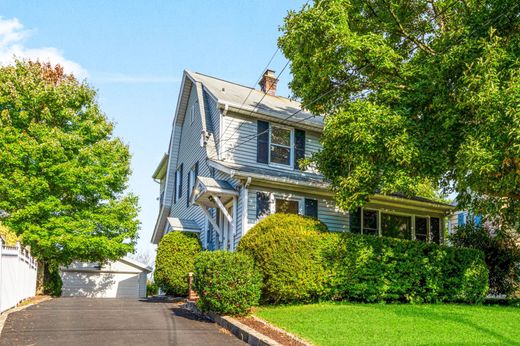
154 231 202 296
237 213 488 304
193 251 262 316
237 213 329 304
324 233 489 303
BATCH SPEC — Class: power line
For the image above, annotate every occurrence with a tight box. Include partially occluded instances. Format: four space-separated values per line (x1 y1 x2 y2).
219 59 290 149
219 48 280 138
209 83 341 161
210 1 516 161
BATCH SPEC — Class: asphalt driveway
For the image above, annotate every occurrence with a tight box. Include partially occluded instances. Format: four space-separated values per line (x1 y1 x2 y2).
0 298 245 346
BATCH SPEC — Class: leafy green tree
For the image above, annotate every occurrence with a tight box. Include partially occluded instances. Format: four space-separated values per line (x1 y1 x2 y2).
0 61 139 292
279 0 520 229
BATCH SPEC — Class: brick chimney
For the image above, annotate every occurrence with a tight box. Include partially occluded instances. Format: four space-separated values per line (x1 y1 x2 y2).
259 69 278 96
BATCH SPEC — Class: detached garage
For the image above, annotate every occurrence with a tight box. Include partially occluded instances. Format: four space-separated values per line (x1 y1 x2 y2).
60 258 152 298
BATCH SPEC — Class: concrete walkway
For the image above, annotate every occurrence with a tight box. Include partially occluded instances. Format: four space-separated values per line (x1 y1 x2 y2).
0 298 245 345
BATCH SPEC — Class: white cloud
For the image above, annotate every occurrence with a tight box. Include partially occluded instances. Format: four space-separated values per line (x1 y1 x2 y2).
0 17 88 79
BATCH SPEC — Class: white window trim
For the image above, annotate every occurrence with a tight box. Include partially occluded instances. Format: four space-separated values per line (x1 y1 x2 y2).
187 165 196 205
268 123 295 169
273 195 304 215
356 208 443 243
175 169 182 202
190 102 197 126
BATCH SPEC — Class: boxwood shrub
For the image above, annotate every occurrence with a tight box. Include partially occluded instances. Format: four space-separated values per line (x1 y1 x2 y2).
237 213 329 304
323 233 489 303
154 231 201 296
193 251 262 316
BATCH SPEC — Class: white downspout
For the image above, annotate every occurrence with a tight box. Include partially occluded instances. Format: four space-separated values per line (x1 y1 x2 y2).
241 177 252 236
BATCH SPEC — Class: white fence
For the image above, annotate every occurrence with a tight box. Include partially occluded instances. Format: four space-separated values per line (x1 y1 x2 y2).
0 238 38 313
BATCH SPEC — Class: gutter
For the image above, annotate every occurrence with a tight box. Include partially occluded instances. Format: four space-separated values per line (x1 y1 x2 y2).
217 102 323 132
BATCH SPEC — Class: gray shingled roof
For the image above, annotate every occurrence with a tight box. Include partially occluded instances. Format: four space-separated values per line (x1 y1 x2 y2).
188 71 324 129
209 160 328 188
197 176 236 192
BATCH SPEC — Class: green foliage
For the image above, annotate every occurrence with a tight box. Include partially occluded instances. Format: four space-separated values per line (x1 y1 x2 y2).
0 61 139 269
0 221 18 246
146 280 159 297
279 0 520 228
193 251 262 316
154 231 202 296
236 213 329 304
324 233 489 303
451 222 520 296
43 264 62 297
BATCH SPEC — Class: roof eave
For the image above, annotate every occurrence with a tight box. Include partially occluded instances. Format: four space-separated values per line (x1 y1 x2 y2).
152 153 169 179
218 102 323 132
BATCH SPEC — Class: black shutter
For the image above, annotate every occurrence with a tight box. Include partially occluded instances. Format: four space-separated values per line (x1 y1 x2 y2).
304 198 318 219
179 164 183 198
256 192 271 219
257 120 269 164
294 129 306 170
194 161 199 178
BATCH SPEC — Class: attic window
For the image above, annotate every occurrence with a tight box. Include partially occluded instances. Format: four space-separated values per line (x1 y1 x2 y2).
190 102 197 126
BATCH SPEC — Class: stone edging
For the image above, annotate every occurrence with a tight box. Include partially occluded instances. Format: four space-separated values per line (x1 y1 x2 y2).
0 296 52 336
182 301 281 345
208 312 283 346
182 301 310 346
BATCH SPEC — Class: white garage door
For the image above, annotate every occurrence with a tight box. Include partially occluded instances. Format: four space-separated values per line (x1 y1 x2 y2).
61 271 140 298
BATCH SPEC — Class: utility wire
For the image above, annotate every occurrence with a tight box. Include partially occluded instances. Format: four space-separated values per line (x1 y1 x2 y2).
210 1 516 161
219 59 290 150
219 48 280 138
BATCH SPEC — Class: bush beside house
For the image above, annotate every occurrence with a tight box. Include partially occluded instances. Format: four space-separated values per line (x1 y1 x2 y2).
237 214 488 305
450 222 520 297
237 213 329 304
193 251 262 316
325 233 489 303
154 231 201 296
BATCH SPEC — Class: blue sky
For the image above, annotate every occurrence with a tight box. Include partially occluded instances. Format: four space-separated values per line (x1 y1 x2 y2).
1 0 306 259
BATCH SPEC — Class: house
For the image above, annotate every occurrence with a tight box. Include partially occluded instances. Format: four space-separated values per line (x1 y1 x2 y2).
60 257 151 298
151 69 453 250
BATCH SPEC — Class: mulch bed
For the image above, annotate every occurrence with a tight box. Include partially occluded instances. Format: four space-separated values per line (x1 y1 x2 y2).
236 316 308 346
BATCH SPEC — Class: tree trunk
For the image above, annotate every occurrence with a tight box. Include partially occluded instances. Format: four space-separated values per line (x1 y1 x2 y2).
36 260 46 295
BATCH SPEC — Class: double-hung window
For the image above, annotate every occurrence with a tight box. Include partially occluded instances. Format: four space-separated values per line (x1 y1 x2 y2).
257 120 305 169
269 124 293 167
174 164 183 203
186 162 198 207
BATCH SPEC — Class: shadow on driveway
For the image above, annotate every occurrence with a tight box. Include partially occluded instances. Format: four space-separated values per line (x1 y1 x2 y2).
0 298 245 346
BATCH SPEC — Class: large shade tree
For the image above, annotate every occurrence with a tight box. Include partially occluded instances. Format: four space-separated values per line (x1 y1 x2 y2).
279 0 520 229
0 61 139 291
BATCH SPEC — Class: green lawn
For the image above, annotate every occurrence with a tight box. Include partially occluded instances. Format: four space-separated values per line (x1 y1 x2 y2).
255 302 520 346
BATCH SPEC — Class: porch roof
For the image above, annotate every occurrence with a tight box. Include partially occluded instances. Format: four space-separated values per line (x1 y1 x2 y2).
166 217 201 233
191 176 239 208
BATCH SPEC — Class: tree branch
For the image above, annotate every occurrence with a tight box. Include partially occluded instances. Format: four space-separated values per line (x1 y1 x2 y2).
385 1 437 55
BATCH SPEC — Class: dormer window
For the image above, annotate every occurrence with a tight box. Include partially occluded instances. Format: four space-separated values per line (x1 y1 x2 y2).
269 125 293 166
